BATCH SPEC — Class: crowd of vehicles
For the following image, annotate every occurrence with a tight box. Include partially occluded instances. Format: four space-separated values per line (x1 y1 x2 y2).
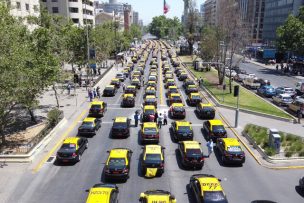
55 40 249 203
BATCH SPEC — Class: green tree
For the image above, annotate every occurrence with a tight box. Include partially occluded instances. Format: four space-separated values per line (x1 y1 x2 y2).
129 24 142 40
277 6 304 56
149 16 182 39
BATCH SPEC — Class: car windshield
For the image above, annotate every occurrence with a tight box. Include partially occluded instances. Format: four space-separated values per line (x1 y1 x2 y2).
113 122 127 128
146 98 155 102
82 121 94 127
144 127 157 134
145 154 161 161
186 149 201 156
108 158 126 166
172 96 181 99
227 146 242 152
282 96 291 100
61 143 76 150
203 191 227 203
105 87 114 90
177 126 191 132
203 107 214 111
91 105 101 109
266 87 274 91
192 95 200 99
116 74 123 77
212 125 225 132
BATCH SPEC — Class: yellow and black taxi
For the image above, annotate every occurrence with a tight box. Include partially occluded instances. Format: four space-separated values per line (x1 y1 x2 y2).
170 121 194 141
168 93 182 106
147 81 157 89
127 62 134 68
187 93 202 106
104 148 133 181
148 75 157 82
131 78 141 89
132 55 138 63
103 85 117 97
178 141 204 169
185 84 199 95
163 65 170 74
141 145 165 177
139 190 176 203
133 70 142 77
166 85 178 97
189 174 228 203
78 117 101 137
143 95 157 107
121 94 135 107
178 72 188 81
165 79 175 89
169 103 186 119
149 71 157 78
142 105 157 122
56 137 88 163
144 86 156 97
196 103 215 119
124 85 137 96
111 117 131 138
86 184 119 203
183 79 196 89
176 69 184 77
140 122 159 144
110 78 121 88
216 138 245 165
164 73 174 83
174 66 183 74
89 101 107 117
203 120 227 141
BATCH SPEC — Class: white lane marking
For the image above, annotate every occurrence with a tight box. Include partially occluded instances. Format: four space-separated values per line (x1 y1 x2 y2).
179 89 189 107
114 93 122 104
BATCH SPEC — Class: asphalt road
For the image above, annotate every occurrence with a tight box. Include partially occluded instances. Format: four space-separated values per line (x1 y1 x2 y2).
8 48 304 203
238 60 300 88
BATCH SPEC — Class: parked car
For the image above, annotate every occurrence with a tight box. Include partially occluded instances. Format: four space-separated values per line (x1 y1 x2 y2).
276 87 296 98
288 98 304 116
243 77 260 89
257 78 271 87
272 94 293 106
115 73 126 82
257 85 276 97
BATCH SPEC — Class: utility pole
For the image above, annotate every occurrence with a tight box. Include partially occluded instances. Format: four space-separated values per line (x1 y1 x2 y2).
85 1 90 82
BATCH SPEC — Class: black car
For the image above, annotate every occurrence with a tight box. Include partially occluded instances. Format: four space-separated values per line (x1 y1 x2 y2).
170 121 194 141
299 176 304 190
56 137 88 163
176 69 184 77
196 103 215 119
169 104 186 119
104 148 132 181
103 85 117 97
178 73 188 81
203 120 227 141
121 94 135 107
183 79 196 89
78 117 101 136
216 138 245 165
185 85 199 95
178 141 204 169
111 117 131 138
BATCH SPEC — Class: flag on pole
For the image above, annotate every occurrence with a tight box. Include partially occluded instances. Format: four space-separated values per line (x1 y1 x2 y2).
164 0 169 14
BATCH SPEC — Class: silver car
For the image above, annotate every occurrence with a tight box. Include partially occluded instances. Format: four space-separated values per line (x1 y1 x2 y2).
275 87 296 97
272 94 293 106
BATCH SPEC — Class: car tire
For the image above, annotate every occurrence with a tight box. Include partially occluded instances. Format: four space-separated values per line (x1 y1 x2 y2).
85 142 88 149
77 155 81 162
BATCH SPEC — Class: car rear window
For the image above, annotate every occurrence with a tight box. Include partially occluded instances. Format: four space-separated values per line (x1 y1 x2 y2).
177 126 191 132
204 191 226 202
82 122 94 127
227 146 242 152
173 107 184 111
113 122 127 128
212 125 225 132
192 95 200 99
145 154 161 161
186 149 201 156
144 127 157 134
91 105 101 109
144 110 155 115
108 158 126 166
61 144 76 150
105 87 114 90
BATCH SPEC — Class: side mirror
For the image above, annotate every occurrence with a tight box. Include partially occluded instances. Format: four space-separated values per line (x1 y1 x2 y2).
85 189 89 192
106 150 110 153
130 150 133 153
162 147 166 150
218 178 222 182
199 142 201 145
190 122 192 124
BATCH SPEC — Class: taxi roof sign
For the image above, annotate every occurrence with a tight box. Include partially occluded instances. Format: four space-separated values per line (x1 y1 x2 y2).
144 105 156 110
197 177 223 192
183 141 201 150
143 122 157 128
109 148 129 158
63 137 79 144
145 145 162 154
83 117 96 122
172 103 184 107
86 187 113 203
209 120 224 126
114 117 127 122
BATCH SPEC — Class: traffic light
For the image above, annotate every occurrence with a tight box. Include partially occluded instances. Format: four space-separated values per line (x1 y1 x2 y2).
234 85 239 97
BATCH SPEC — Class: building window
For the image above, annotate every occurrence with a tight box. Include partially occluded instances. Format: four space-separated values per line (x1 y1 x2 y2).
52 0 58 2
72 18 79 24
25 3 29 11
69 0 78 2
33 5 39 12
52 7 59 13
69 7 79 13
16 2 21 10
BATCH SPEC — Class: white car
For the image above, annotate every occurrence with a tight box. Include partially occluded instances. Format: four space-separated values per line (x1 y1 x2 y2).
272 94 293 106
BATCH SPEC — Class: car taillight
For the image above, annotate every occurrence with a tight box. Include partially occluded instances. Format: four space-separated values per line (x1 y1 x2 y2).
72 153 77 157
155 133 159 138
122 168 129 173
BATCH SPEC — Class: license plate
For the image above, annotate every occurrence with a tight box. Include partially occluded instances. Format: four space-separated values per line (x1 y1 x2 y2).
113 171 119 174
63 160 69 162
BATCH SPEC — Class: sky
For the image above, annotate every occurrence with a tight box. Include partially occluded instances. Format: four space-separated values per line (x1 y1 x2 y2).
99 0 205 25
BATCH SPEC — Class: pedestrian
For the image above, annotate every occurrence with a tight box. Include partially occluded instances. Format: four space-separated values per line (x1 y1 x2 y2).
93 88 97 98
88 89 93 102
142 79 145 86
98 67 101 75
206 140 214 157
96 86 100 98
134 112 139 127
163 111 168 125
198 77 202 87
122 83 126 92
157 113 163 129
154 112 158 123
67 83 71 95
276 64 279 71
298 110 302 124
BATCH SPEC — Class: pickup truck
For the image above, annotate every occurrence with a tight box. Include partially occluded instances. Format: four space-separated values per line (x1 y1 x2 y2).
243 77 260 89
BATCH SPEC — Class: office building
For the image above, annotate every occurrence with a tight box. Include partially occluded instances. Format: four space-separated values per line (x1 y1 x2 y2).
7 0 40 30
263 0 304 43
133 11 139 25
42 0 95 26
203 0 218 26
123 4 132 31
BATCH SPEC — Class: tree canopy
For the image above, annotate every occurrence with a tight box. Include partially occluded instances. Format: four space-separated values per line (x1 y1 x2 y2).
276 6 304 56
148 16 182 39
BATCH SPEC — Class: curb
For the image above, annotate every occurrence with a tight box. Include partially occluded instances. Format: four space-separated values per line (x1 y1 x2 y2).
178 57 296 123
0 118 68 163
